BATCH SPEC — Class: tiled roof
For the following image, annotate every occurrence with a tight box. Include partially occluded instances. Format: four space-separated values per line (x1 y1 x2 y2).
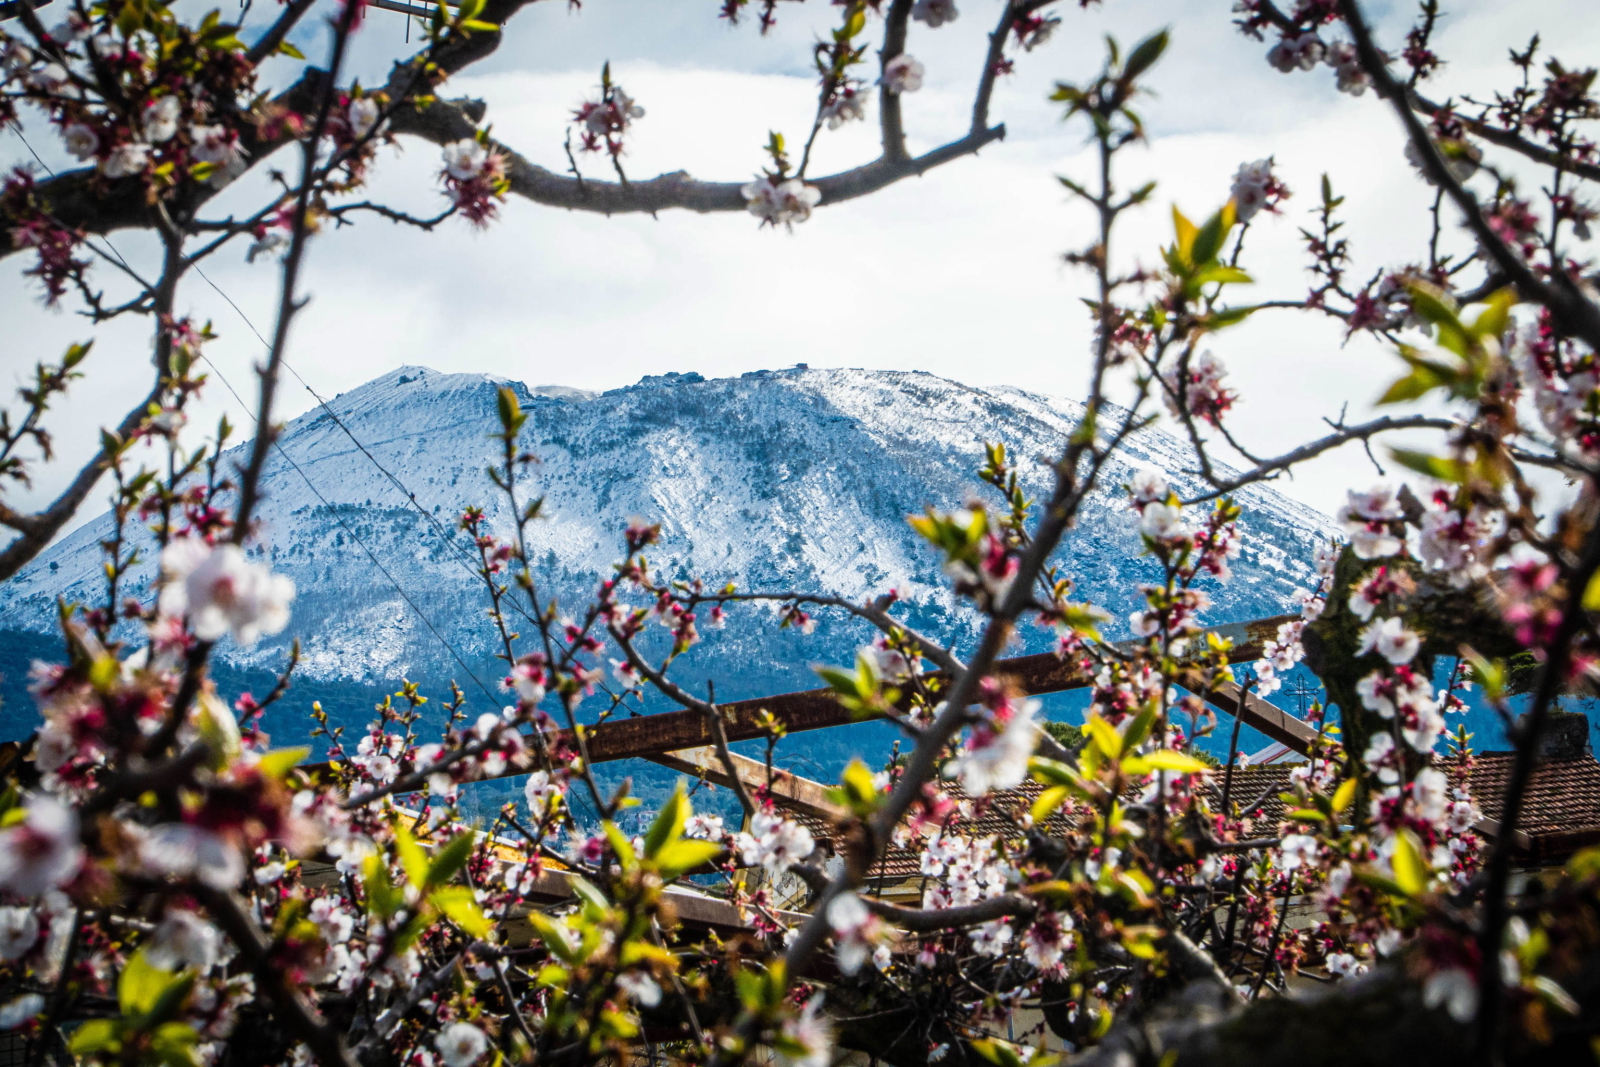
782 751 1600 886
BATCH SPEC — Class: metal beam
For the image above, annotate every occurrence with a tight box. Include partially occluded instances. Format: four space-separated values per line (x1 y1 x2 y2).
551 613 1299 769
645 746 840 821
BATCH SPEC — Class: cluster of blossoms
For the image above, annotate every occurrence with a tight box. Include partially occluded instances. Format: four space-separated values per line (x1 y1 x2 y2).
742 175 824 229
1264 32 1371 96
946 681 1041 795
440 138 510 226
1162 350 1237 426
1516 309 1600 460
820 83 870 130
159 538 296 646
572 82 646 156
737 808 818 875
1229 158 1290 224
2 167 88 304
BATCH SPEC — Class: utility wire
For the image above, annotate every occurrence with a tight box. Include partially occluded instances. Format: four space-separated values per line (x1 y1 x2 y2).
7 121 501 704
189 266 536 625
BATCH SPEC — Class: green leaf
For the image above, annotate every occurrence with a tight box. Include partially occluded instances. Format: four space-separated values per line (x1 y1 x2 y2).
1121 28 1169 82
1031 784 1070 823
1471 287 1517 341
496 386 526 435
1190 264 1253 288
1584 570 1600 612
1389 448 1467 483
256 747 310 780
430 886 494 938
1121 703 1158 755
527 914 579 963
69 1020 121 1056
568 876 609 914
1189 202 1236 269
654 838 723 878
1331 777 1357 814
425 830 476 888
276 39 305 58
644 784 687 859
363 853 402 919
121 951 173 1016
150 1022 201 1067
603 820 637 871
1392 828 1428 896
1171 206 1198 265
394 824 429 888
1128 749 1210 775
1083 714 1122 759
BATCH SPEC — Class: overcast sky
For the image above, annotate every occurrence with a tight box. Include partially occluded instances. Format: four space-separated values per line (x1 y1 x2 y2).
4 0 1597 527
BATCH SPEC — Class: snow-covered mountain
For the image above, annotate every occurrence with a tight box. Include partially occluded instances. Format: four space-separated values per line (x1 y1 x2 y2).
0 366 1336 767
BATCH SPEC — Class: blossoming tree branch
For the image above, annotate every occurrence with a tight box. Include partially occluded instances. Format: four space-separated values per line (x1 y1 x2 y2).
2 1 1600 1067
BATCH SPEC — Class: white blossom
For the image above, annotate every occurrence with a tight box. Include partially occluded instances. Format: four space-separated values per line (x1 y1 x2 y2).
102 141 151 179
0 796 83 897
442 139 489 181
775 995 833 1067
1324 41 1371 95
159 539 295 646
523 770 565 821
140 823 244 890
742 176 823 228
1326 952 1367 977
1358 617 1420 665
1138 501 1190 543
146 910 222 972
1130 470 1168 506
1278 833 1319 871
144 95 182 143
434 1023 488 1067
969 918 1013 956
1230 158 1276 222
1423 968 1478 1022
947 698 1039 796
1267 32 1325 73
0 907 39 961
347 97 383 137
247 231 290 263
826 892 877 975
0 994 44 1030
736 811 815 875
61 123 98 161
881 54 924 94
616 970 662 1007
821 89 868 129
911 0 958 28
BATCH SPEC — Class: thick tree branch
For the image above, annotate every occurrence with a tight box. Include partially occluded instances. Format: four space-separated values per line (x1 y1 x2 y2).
386 94 1005 216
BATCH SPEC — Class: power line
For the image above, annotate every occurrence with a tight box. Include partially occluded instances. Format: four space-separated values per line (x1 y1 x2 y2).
8 121 501 703
188 265 539 626
198 354 501 704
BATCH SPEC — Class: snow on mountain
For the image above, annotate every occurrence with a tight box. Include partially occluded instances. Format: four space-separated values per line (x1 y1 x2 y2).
0 366 1335 744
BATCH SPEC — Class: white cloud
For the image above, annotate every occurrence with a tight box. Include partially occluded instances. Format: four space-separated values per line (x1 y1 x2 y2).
4 0 1596 530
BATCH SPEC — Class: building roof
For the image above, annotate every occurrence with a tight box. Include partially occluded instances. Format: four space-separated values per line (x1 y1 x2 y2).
785 750 1600 893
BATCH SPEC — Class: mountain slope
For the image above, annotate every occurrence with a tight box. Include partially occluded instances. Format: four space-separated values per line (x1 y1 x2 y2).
0 366 1336 776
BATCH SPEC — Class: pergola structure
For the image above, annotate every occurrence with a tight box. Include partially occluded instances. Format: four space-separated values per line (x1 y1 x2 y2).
380 609 1600 934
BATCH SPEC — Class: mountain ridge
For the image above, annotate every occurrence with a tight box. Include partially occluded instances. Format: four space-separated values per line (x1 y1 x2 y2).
0 366 1335 760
